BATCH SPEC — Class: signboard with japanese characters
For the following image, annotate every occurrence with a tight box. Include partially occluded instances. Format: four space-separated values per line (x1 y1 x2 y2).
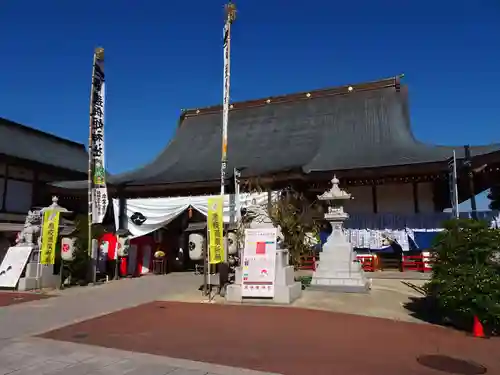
242 228 277 298
90 49 108 224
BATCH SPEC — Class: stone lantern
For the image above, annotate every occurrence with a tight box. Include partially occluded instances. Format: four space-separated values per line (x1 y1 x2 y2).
310 176 370 293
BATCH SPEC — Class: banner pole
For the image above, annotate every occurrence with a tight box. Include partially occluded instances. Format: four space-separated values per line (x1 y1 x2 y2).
220 2 236 197
87 50 98 278
87 47 105 283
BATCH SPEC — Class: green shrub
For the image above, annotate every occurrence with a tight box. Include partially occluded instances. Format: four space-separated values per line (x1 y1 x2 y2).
65 214 106 283
426 219 500 334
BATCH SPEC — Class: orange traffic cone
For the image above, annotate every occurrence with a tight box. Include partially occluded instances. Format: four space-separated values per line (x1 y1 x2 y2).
472 315 486 338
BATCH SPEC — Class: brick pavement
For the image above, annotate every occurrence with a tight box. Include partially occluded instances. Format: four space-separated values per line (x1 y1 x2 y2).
0 274 202 340
40 301 500 375
0 291 51 307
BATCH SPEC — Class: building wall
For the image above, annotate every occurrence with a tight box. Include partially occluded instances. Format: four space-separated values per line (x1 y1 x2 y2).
344 182 435 214
0 160 83 220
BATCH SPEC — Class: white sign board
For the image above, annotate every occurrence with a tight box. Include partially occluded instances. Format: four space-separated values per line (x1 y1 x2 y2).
0 246 33 288
242 228 277 298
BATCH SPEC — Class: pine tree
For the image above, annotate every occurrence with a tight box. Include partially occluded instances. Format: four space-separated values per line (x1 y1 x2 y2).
488 186 500 210
427 219 500 334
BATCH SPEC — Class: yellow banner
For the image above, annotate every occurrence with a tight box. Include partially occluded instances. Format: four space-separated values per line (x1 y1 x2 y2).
40 210 60 265
207 196 224 264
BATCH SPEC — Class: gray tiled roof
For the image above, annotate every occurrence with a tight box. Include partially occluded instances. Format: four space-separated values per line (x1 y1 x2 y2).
52 77 500 190
0 117 88 173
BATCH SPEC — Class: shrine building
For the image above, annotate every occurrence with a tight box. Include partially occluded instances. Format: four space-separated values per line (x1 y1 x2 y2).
53 76 500 216
0 117 88 257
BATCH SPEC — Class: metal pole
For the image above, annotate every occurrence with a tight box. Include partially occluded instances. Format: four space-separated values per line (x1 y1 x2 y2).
464 145 478 220
204 225 209 297
452 150 459 219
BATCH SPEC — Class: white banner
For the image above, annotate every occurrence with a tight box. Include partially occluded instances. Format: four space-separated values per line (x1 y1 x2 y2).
112 192 278 239
242 228 277 298
90 53 108 224
221 21 231 191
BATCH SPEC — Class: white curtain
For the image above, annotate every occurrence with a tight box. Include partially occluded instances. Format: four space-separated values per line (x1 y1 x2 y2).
113 192 274 239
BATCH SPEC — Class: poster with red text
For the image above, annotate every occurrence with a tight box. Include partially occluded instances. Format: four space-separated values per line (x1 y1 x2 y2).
242 228 277 298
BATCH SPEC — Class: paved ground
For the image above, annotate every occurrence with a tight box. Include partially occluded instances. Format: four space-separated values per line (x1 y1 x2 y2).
40 300 500 375
292 279 428 323
0 274 271 375
0 338 276 375
0 273 202 340
1 273 496 375
0 291 51 307
155 277 429 324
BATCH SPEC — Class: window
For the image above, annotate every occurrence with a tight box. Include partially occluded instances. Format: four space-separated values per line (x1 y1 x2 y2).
0 178 4 210
5 179 33 213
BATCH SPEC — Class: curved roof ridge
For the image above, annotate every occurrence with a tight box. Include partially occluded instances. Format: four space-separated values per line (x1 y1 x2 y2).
50 74 500 190
182 75 402 119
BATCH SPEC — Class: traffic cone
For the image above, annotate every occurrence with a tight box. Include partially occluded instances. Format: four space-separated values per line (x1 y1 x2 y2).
472 315 486 338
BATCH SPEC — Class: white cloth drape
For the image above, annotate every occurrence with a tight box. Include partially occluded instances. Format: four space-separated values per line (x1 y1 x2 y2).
113 192 274 239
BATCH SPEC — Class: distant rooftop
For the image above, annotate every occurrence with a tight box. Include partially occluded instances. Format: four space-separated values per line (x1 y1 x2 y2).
0 117 88 173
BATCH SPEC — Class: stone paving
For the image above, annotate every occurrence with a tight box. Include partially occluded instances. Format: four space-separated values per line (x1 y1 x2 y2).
1 273 494 374
0 274 202 340
0 338 277 375
39 300 500 375
0 274 274 375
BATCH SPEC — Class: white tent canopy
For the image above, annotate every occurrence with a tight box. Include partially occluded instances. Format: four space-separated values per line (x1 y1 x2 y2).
112 192 274 239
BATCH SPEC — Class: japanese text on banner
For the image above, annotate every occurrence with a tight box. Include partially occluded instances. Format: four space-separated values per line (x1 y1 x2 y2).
40 210 60 265
90 54 108 224
208 196 224 264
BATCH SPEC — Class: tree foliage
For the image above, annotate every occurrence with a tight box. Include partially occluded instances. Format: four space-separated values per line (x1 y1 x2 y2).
426 219 500 334
267 190 320 266
67 214 106 282
488 186 500 210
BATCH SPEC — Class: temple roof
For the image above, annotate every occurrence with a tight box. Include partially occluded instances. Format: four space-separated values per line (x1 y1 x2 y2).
52 76 500 189
0 117 88 173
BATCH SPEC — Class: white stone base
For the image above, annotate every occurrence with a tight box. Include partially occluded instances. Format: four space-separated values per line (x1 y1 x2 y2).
226 263 302 304
225 282 302 304
311 244 371 293
310 276 370 293
17 262 59 291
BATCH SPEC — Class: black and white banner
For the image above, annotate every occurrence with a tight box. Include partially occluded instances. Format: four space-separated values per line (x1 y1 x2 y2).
90 49 108 224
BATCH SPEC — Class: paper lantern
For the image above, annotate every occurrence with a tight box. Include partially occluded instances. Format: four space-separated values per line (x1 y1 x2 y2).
188 233 204 261
227 231 238 255
61 237 77 262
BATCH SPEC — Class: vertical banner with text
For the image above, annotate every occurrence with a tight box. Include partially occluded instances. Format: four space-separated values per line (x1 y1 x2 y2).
220 20 231 194
207 196 225 264
40 210 60 265
90 48 108 224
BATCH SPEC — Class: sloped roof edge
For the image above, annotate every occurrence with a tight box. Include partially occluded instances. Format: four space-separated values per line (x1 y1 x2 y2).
181 75 402 121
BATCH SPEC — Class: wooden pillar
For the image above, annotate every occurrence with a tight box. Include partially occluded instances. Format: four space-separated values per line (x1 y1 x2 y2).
432 180 449 212
118 187 127 230
31 170 39 208
1 165 7 211
412 182 420 213
371 185 378 213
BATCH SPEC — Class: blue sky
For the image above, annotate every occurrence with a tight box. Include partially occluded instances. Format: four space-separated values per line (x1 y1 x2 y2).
0 1 499 209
